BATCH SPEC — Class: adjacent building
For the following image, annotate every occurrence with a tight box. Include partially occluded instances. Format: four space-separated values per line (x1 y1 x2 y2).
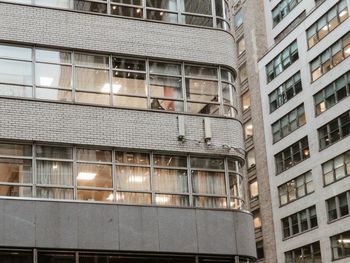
0 0 256 262
258 0 350 262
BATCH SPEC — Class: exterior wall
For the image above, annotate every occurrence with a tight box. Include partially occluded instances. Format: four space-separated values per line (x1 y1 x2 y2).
0 199 256 256
0 2 236 68
0 0 256 260
231 0 277 262
0 98 245 159
259 0 350 262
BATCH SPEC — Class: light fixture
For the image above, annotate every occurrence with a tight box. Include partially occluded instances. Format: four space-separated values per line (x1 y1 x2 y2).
127 175 145 183
136 8 141 13
77 172 96 180
101 83 122 94
112 5 117 10
106 193 114 201
156 196 170 204
40 77 54 86
160 11 164 16
339 10 348 17
339 239 350 243
52 164 58 169
303 149 309 156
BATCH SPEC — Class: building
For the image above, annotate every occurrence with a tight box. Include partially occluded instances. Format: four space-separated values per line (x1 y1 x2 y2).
0 0 257 262
258 0 350 262
230 0 277 262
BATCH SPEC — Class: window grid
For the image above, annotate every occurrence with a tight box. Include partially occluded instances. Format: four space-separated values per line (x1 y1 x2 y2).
269 71 302 113
281 205 318 239
307 0 348 49
0 43 238 118
0 142 245 210
278 171 313 206
330 230 350 260
275 136 310 174
322 149 350 186
310 32 350 82
314 71 350 116
285 241 321 263
3 0 231 30
272 103 305 143
272 0 302 27
266 40 299 83
326 190 350 222
318 110 350 150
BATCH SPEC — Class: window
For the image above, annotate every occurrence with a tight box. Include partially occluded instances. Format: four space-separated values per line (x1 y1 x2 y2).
272 104 305 142
242 90 251 112
275 11 306 43
331 230 350 260
244 119 253 140
266 40 298 83
246 149 256 169
322 149 350 186
310 32 350 81
239 63 248 84
326 191 350 222
0 43 238 117
285 242 321 263
0 250 33 263
252 209 262 231
307 0 348 48
275 137 310 174
314 71 350 115
38 252 75 263
272 0 302 27
282 206 318 239
269 72 302 113
256 241 264 260
3 0 231 30
318 110 350 150
249 180 258 201
237 37 246 56
234 9 243 28
278 171 313 206
0 142 245 209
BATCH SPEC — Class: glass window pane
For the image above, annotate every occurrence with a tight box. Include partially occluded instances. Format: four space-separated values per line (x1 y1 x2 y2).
0 84 32 98
113 95 148 109
146 0 177 11
154 168 188 193
38 252 75 263
153 155 187 167
75 67 109 92
73 2 107 14
36 63 72 89
36 88 72 102
36 145 72 159
36 49 72 64
150 75 182 98
74 53 109 68
36 187 73 200
186 79 218 102
76 92 110 105
0 59 32 85
0 44 32 60
37 160 73 186
180 0 212 15
117 166 150 191
111 5 143 18
190 157 224 169
0 185 31 197
35 0 73 8
112 71 146 95
192 171 225 195
155 194 189 206
0 251 33 263
0 158 32 184
77 190 113 202
77 164 112 188
147 11 179 23
116 192 152 205
0 143 32 156
77 148 112 162
116 152 150 165
194 196 226 208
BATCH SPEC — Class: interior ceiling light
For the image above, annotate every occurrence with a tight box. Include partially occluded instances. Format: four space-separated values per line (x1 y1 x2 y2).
77 172 96 180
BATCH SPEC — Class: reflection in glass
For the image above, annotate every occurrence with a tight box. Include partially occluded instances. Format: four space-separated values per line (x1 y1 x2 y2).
36 88 72 102
111 5 143 18
76 92 110 105
0 84 32 98
36 63 72 88
0 185 31 197
77 149 112 162
190 157 224 169
194 196 226 208
116 152 150 165
155 194 189 206
0 143 32 156
75 67 109 92
112 71 146 95
36 145 72 159
0 44 32 60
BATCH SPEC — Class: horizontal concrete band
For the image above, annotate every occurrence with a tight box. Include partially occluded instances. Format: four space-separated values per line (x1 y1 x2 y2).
0 98 245 159
0 199 256 257
0 2 236 68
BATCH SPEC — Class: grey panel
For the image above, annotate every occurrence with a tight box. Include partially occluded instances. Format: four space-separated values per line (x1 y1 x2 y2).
35 201 78 248
158 208 198 253
234 212 256 258
2 200 35 247
119 206 159 252
196 209 236 254
77 203 118 250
